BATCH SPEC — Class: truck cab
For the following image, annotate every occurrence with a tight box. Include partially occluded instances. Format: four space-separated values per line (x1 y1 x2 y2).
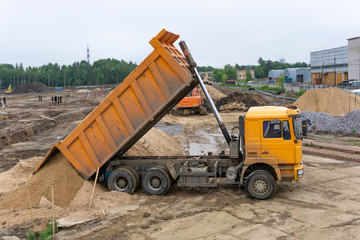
239 106 304 199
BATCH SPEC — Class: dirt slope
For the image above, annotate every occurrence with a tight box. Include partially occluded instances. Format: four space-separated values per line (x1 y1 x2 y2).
294 87 360 116
0 152 84 209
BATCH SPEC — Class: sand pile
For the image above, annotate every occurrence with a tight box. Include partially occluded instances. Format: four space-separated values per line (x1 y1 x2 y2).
0 157 40 197
77 89 91 93
12 82 51 93
126 128 182 156
200 85 227 101
0 128 181 210
216 92 267 111
294 88 360 116
70 180 136 210
0 152 84 209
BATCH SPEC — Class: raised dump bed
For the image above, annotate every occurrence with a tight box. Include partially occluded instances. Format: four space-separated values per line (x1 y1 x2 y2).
35 29 198 179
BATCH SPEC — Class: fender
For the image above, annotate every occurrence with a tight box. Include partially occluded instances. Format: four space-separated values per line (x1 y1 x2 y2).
240 157 281 185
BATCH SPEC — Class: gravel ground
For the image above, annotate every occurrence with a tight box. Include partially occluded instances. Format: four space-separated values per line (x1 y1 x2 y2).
303 110 360 135
154 122 183 136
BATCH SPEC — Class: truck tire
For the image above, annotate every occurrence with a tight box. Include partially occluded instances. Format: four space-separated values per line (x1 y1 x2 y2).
245 170 276 200
122 166 140 190
107 167 137 194
141 167 171 195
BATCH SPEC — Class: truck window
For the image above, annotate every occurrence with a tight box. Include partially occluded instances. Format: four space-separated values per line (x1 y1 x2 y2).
263 120 281 138
293 118 301 140
283 120 291 140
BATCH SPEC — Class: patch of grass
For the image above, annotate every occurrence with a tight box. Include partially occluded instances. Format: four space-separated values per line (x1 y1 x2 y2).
343 142 360 147
27 221 60 240
296 89 306 97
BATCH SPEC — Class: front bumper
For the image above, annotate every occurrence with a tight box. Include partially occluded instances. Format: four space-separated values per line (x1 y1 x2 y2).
294 163 304 179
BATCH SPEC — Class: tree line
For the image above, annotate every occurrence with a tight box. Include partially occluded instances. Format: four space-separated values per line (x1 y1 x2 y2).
198 57 309 82
0 56 309 90
0 59 137 90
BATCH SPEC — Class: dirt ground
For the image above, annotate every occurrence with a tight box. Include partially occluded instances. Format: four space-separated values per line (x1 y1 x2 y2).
0 86 360 239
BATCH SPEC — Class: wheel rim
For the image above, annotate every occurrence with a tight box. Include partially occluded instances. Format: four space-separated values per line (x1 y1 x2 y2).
148 176 163 191
115 177 128 191
253 179 268 194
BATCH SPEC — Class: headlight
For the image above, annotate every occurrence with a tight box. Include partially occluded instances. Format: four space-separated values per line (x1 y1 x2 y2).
297 169 304 178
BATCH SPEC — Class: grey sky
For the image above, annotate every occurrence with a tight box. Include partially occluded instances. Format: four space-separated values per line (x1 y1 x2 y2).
1 0 359 68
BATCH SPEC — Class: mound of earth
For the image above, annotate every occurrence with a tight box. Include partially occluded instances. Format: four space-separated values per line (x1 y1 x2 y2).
216 92 268 111
0 128 182 209
0 152 84 209
200 85 227 101
12 82 52 93
294 87 360 116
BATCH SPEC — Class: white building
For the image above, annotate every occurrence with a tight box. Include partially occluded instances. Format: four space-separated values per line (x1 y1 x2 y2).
348 37 360 81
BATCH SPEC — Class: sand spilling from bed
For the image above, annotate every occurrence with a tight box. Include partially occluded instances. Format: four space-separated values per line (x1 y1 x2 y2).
0 128 181 209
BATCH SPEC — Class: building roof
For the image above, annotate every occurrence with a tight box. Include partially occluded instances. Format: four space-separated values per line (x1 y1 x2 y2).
348 36 360 41
268 70 284 78
310 46 348 55
284 68 300 76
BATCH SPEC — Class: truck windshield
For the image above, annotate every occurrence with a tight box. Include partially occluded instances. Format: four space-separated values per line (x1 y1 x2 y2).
292 118 301 140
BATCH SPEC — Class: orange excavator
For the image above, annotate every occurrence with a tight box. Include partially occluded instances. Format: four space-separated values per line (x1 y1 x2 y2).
174 86 207 115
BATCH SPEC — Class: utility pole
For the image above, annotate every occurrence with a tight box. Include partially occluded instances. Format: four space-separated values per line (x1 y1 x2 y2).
87 45 92 86
321 62 324 85
334 57 337 86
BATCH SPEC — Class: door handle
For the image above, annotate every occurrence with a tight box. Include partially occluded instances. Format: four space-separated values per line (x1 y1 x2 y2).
262 151 269 154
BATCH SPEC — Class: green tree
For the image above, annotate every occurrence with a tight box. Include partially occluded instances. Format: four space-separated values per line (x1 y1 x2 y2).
255 65 264 78
213 69 227 82
224 64 237 79
198 66 214 72
246 70 252 82
277 72 285 91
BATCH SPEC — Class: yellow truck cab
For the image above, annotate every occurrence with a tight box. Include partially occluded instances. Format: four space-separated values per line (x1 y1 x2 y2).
240 106 304 199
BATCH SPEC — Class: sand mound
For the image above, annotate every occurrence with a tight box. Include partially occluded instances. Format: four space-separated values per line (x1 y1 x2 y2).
77 89 91 93
219 102 246 112
216 92 267 111
126 128 182 156
294 88 360 116
70 180 135 210
0 152 84 209
12 82 51 93
0 157 40 196
200 85 227 101
0 128 180 210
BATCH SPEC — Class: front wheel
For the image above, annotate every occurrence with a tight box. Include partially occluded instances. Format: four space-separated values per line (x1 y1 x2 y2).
245 170 276 200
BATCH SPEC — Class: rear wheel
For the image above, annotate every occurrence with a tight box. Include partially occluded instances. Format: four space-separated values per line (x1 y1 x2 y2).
141 167 171 195
107 167 137 194
245 170 276 200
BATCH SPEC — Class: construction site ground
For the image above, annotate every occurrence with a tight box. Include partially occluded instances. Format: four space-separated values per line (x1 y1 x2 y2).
0 87 360 239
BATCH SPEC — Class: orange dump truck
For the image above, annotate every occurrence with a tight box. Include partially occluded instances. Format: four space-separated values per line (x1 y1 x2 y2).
35 29 304 200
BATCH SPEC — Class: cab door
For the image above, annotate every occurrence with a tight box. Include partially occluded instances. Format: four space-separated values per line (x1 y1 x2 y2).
260 119 296 164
